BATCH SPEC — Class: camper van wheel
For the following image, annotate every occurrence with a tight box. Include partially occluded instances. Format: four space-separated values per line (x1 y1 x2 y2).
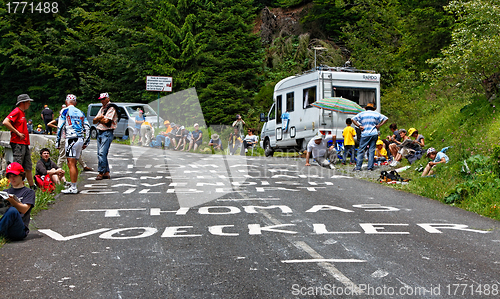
264 139 274 157
90 128 97 139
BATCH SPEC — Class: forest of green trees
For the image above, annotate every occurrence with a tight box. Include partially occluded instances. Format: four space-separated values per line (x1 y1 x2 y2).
0 0 498 127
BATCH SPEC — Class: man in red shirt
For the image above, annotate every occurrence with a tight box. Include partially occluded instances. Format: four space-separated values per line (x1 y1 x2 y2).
2 94 36 189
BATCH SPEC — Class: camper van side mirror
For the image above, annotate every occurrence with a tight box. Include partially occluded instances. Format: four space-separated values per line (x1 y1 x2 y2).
260 113 267 122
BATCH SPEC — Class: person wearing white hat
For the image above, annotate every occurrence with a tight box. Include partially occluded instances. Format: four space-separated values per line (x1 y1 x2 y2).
2 94 36 189
93 92 118 180
305 133 337 169
188 123 203 152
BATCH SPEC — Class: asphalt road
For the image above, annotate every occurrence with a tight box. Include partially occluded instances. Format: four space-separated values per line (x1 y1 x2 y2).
1 142 499 298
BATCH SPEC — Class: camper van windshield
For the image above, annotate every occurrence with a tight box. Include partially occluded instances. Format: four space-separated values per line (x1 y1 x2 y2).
333 87 376 107
126 105 158 117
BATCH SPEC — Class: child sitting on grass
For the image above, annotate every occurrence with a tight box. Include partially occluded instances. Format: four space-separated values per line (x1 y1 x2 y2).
422 147 449 177
374 140 389 164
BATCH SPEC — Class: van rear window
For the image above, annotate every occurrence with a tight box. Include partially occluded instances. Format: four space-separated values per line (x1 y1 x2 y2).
89 105 101 117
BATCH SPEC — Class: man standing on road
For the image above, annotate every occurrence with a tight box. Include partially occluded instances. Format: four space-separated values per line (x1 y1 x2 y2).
93 92 118 180
56 94 90 194
351 103 388 171
2 94 36 190
41 104 54 135
305 133 337 169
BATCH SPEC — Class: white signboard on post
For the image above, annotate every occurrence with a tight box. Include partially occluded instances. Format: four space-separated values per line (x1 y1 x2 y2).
146 76 173 92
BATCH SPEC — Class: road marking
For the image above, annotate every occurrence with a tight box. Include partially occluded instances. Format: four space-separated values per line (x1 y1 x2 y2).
290 241 365 293
282 258 366 263
254 209 364 292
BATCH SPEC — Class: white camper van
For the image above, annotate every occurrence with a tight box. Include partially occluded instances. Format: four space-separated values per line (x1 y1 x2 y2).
260 66 381 157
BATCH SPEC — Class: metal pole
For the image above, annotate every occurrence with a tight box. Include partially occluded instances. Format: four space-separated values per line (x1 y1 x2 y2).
314 49 317 69
157 92 160 129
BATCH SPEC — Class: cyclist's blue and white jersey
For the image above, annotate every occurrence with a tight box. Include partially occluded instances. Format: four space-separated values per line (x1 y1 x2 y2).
56 105 90 148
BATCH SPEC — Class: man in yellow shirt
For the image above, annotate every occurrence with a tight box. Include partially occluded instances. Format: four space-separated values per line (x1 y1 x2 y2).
342 118 356 164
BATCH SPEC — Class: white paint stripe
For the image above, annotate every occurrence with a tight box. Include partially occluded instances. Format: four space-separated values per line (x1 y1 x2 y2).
216 198 280 202
257 209 363 292
282 259 366 263
291 241 364 293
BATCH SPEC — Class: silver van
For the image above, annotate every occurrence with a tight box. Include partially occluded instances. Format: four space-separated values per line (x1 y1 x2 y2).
87 103 164 139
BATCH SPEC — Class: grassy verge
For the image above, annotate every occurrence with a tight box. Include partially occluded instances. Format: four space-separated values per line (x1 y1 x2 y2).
378 80 500 221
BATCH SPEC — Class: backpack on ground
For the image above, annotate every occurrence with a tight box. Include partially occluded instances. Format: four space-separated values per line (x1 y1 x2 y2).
34 175 55 193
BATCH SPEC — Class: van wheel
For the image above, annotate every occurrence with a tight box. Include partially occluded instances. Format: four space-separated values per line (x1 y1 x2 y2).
90 128 97 139
264 139 274 157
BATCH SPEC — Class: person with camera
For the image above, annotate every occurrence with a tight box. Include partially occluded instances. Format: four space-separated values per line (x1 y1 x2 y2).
0 162 36 241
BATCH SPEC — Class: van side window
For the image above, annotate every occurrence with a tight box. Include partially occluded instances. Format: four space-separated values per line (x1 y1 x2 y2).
276 95 282 124
269 103 275 120
303 86 316 108
333 87 376 107
286 92 294 112
90 105 101 117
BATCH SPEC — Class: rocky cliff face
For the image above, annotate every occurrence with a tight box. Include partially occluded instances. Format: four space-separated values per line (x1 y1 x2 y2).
258 6 310 44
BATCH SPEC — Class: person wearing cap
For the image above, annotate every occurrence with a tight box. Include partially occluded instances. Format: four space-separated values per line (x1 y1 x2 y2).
131 109 145 145
0 162 36 241
208 134 223 151
2 94 36 189
305 133 337 169
40 104 54 135
27 119 33 134
140 120 154 147
188 123 203 152
390 128 423 167
93 92 118 180
408 128 425 148
351 103 388 171
422 147 449 177
154 120 173 148
167 123 180 149
56 94 91 194
34 124 44 134
374 140 388 164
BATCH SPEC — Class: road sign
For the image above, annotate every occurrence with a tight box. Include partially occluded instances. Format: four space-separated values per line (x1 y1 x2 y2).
146 76 172 92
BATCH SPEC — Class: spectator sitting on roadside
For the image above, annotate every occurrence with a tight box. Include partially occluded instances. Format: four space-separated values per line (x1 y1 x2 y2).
305 133 337 169
387 123 402 158
374 140 388 164
175 126 189 151
35 124 44 134
240 128 258 155
209 134 223 151
228 127 243 155
140 121 153 146
406 127 425 164
167 123 179 149
188 123 203 152
422 147 449 177
390 129 423 166
155 120 173 148
35 148 66 185
27 119 33 134
0 162 36 241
